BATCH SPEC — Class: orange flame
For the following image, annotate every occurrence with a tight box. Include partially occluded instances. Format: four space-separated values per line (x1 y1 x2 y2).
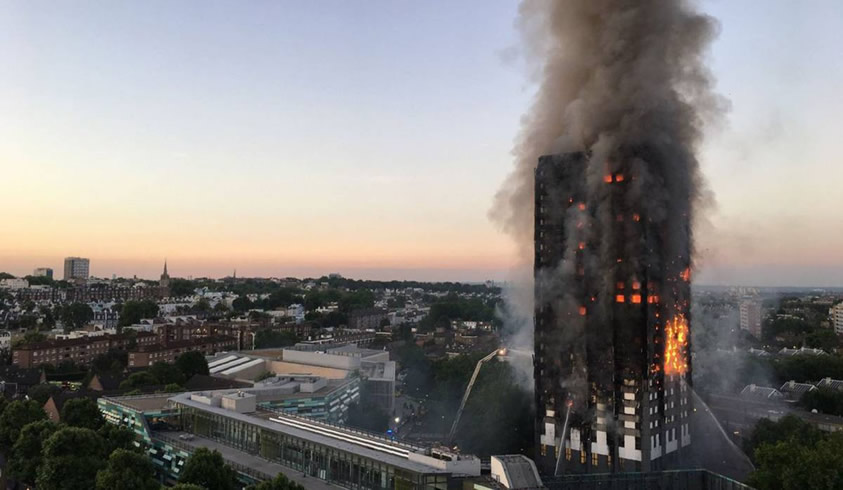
664 315 689 375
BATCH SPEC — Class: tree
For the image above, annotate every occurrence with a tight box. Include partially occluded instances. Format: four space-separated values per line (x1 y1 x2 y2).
8 420 58 484
27 383 62 404
170 485 205 490
179 447 238 490
176 351 210 379
249 473 305 490
25 275 54 286
120 370 159 390
60 303 95 331
13 330 46 348
232 296 253 312
150 361 187 385
805 328 840 351
118 300 160 327
747 431 843 490
0 399 47 449
165 383 184 393
95 448 159 490
191 299 212 314
40 305 57 329
36 427 107 490
801 387 843 417
98 422 138 456
92 348 129 373
169 278 197 297
743 414 823 461
61 397 104 430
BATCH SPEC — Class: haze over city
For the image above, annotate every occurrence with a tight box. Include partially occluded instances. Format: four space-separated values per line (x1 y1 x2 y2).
2 0 842 285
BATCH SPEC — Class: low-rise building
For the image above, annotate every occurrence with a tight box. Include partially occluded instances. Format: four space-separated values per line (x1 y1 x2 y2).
127 336 237 368
779 347 828 357
740 384 784 401
349 308 386 330
97 389 480 488
12 331 158 368
0 278 28 290
780 380 817 401
253 375 360 423
817 378 843 392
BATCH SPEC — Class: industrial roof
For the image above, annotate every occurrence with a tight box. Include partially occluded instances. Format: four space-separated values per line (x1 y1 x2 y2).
493 455 543 489
168 392 454 475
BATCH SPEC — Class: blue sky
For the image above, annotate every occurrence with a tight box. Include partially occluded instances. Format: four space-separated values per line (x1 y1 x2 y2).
1 1 841 285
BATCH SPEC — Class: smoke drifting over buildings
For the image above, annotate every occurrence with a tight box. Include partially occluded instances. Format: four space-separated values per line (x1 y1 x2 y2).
492 0 722 254
492 0 726 476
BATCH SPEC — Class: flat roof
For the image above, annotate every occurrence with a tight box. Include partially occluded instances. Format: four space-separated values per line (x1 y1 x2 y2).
258 378 356 402
105 394 174 412
154 431 340 490
169 392 448 474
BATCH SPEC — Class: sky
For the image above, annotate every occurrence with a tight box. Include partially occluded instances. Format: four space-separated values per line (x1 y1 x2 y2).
1 1 841 286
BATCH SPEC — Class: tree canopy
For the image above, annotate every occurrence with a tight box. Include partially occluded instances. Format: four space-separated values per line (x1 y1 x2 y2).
95 448 159 490
0 399 47 449
176 351 210 379
61 397 105 430
800 387 843 417
59 303 94 331
27 383 62 404
36 427 107 490
747 423 843 489
8 420 58 484
118 300 160 327
178 447 238 490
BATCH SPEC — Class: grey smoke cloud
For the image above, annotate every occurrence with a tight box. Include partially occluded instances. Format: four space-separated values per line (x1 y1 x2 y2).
491 0 725 259
491 0 727 408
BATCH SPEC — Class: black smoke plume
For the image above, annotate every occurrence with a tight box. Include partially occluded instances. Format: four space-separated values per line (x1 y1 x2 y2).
492 0 726 374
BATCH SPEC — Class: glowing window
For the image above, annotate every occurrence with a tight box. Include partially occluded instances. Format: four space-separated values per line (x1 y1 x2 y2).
579 306 587 316
631 294 642 304
616 295 625 303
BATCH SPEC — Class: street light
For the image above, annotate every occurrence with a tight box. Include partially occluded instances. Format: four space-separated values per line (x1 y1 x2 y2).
394 417 401 424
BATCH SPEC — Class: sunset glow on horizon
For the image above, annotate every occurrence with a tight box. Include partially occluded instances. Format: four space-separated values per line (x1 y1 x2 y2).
2 1 843 285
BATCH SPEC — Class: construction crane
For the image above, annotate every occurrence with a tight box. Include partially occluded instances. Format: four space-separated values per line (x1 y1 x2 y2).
446 347 507 446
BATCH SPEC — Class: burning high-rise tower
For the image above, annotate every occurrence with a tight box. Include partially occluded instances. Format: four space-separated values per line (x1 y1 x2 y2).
533 151 693 475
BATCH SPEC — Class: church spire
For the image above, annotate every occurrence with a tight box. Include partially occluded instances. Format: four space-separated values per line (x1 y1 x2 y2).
163 259 168 276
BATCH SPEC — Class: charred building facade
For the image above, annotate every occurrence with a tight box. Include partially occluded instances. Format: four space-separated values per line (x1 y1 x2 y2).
534 153 692 476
